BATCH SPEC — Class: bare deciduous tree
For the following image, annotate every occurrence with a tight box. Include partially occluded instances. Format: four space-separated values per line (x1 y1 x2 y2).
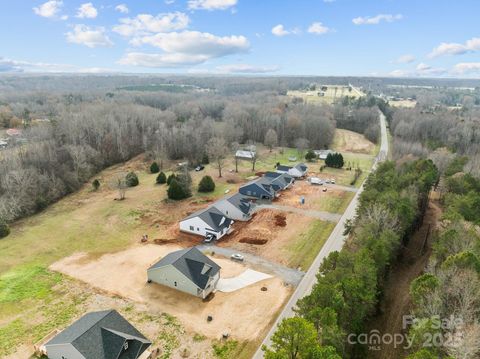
207 137 228 178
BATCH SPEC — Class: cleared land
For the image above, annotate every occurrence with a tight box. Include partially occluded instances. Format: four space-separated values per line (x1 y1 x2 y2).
50 244 291 341
388 99 417 108
0 129 375 357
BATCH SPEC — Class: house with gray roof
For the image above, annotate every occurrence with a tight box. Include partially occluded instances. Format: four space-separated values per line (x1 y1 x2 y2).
179 206 233 239
276 163 308 178
239 176 277 200
264 172 295 191
45 309 151 359
147 247 221 299
214 193 254 221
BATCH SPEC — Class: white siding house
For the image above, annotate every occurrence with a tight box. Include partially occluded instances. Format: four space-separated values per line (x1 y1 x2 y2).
214 193 254 221
179 206 233 240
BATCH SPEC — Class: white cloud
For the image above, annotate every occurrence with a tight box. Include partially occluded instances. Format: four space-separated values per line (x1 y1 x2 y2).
394 54 416 64
308 22 331 35
132 31 249 56
188 0 237 11
0 56 115 73
115 4 129 14
215 64 280 74
165 0 175 4
113 12 190 37
119 30 249 68
452 62 480 75
76 3 98 19
272 24 288 36
352 14 402 25
66 25 113 48
119 52 209 67
389 63 446 78
429 37 480 58
33 0 63 18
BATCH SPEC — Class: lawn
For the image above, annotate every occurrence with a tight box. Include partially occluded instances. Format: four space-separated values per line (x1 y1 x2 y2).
313 191 355 213
285 220 336 270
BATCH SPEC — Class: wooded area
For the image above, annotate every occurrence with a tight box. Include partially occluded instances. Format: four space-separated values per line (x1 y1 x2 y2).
0 75 380 224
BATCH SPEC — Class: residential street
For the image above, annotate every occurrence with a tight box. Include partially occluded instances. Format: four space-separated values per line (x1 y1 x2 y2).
252 111 389 358
196 245 305 285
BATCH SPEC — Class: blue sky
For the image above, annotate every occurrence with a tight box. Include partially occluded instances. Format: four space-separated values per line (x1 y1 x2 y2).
0 0 479 77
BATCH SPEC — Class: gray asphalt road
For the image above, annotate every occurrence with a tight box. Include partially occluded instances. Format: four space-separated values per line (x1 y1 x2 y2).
255 203 342 222
252 110 389 358
196 245 304 286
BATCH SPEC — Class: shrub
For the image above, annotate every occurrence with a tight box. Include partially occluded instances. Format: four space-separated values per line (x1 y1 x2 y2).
125 172 139 187
92 179 100 191
150 161 160 174
156 172 166 184
167 178 188 200
166 173 176 185
305 149 316 162
0 220 10 239
198 175 215 193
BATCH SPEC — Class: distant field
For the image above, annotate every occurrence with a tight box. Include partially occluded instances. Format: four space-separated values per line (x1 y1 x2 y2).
388 99 417 108
287 85 365 105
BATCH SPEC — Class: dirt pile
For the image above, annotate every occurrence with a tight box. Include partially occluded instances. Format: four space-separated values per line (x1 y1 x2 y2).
274 214 287 227
239 238 268 245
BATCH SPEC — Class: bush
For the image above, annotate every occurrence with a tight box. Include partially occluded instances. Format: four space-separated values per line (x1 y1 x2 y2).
92 179 100 191
0 220 10 239
198 175 215 192
325 152 344 168
305 149 316 162
156 172 166 184
166 173 176 185
150 161 160 173
167 178 188 200
125 172 139 187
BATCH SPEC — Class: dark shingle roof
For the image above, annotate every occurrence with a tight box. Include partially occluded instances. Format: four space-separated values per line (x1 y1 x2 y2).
268 173 294 190
264 171 282 179
183 206 233 232
276 165 292 172
225 193 252 215
148 247 221 289
295 163 308 172
46 310 151 359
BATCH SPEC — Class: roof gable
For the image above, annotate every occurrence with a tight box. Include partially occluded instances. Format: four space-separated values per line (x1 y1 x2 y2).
46 310 151 359
149 247 221 289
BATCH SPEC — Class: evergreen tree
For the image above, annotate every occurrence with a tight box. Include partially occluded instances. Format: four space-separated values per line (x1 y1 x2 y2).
166 173 176 185
176 169 192 198
150 161 160 173
305 149 316 162
92 179 100 191
167 178 187 200
156 172 166 184
325 152 344 168
198 175 215 192
125 172 139 187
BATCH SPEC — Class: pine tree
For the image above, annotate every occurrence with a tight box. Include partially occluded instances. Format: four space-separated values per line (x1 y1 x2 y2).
125 172 139 187
167 178 187 200
198 175 215 192
156 172 166 184
166 173 176 185
150 161 160 173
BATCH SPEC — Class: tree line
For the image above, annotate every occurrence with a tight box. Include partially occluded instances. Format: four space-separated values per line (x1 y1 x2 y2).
264 159 438 358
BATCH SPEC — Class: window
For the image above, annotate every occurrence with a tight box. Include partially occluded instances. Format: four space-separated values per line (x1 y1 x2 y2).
189 225 194 231
197 227 200 231
174 281 177 287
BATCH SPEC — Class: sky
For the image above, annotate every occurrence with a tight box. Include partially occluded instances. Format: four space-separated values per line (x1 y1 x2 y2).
0 0 479 77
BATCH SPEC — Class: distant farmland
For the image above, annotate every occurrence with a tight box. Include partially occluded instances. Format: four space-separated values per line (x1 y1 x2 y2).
118 83 211 93
287 84 365 105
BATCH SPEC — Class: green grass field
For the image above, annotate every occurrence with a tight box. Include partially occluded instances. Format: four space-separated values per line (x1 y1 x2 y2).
285 220 336 270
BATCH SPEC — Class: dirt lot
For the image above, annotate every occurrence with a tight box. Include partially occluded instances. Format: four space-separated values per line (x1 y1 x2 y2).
50 244 291 341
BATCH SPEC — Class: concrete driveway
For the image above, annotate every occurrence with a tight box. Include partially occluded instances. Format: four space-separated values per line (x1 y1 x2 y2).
217 269 272 292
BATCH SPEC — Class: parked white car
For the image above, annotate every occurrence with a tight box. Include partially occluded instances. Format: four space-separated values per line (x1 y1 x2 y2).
230 253 245 261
